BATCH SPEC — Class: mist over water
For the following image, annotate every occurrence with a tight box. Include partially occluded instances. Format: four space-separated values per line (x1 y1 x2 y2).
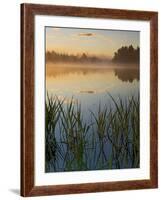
46 62 139 113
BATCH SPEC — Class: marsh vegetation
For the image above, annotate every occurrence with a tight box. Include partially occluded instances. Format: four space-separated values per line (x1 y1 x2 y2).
45 94 139 172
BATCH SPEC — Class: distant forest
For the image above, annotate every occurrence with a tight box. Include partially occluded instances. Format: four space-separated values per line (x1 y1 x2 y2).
112 45 140 64
46 45 139 64
46 51 105 63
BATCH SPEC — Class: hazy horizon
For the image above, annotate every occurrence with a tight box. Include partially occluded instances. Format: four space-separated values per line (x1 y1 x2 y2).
46 27 139 59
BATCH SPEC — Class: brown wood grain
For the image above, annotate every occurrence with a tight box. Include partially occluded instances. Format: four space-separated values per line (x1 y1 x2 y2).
21 3 158 197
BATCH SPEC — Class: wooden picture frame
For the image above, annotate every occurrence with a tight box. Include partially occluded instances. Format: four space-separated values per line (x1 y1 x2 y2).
21 3 158 197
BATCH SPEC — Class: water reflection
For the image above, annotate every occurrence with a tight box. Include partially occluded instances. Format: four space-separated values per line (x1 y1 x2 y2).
46 63 139 83
114 68 139 82
46 63 139 114
45 63 140 172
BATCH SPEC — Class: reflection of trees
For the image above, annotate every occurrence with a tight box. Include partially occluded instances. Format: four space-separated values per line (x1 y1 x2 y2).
112 45 139 64
46 66 112 78
46 63 139 83
114 68 139 83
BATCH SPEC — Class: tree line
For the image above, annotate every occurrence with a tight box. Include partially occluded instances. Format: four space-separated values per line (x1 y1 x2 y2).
46 51 104 63
46 45 140 64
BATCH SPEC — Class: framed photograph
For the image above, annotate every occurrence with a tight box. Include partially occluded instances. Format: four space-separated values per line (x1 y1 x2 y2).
21 3 158 197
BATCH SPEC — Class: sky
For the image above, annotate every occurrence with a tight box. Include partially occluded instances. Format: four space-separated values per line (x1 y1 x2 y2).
46 27 139 58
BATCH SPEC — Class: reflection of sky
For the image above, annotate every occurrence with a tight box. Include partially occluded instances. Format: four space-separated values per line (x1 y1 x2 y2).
46 64 139 115
46 27 139 58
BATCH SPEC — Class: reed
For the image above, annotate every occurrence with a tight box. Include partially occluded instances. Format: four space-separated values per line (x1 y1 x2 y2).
45 93 139 172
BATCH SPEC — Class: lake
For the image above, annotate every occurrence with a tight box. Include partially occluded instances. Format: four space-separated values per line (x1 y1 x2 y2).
45 62 140 172
46 62 139 113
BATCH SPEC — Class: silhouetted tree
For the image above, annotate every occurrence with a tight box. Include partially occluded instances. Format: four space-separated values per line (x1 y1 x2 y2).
112 45 140 64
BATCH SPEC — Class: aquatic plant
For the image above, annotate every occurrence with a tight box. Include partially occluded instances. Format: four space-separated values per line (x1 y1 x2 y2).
45 93 139 172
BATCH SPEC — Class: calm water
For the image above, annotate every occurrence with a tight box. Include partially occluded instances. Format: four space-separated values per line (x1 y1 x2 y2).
46 62 139 114
46 62 139 172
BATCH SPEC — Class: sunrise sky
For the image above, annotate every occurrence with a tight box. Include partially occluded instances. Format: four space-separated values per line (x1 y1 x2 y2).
46 27 139 58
